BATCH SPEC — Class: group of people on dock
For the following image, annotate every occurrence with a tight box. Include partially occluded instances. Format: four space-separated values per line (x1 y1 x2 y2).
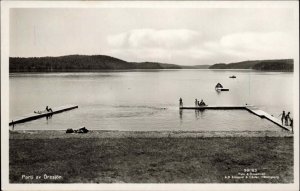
34 106 53 114
195 98 207 107
179 98 207 108
279 111 293 127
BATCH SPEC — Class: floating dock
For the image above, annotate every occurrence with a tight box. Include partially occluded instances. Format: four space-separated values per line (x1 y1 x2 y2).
181 105 251 110
180 105 291 131
9 105 78 126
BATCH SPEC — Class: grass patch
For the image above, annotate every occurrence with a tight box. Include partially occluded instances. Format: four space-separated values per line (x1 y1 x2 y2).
9 137 293 183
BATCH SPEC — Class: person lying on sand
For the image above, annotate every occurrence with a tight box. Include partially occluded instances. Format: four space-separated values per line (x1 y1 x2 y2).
66 127 89 134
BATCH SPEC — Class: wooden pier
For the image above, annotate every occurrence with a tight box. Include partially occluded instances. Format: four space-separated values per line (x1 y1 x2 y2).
9 105 78 126
181 105 252 110
180 105 291 131
245 107 291 131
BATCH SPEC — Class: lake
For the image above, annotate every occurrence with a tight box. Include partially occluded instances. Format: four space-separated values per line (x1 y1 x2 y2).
9 70 293 131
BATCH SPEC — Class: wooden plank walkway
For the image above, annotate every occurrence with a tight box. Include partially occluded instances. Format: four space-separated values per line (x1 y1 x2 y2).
245 107 291 131
180 105 291 131
9 105 78 126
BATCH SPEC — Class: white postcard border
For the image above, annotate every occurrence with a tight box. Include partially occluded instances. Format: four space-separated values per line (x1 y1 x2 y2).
1 1 299 191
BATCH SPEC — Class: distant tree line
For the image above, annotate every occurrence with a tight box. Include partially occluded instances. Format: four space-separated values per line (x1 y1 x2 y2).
209 59 293 72
9 55 293 72
9 55 181 72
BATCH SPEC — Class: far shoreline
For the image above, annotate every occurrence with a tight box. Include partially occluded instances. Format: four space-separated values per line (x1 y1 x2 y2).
8 68 294 74
9 55 294 72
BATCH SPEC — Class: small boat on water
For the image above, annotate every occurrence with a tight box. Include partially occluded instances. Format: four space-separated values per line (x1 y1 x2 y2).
215 83 229 91
229 75 236 78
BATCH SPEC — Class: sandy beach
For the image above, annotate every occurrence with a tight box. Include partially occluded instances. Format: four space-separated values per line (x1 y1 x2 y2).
10 130 293 139
9 130 293 183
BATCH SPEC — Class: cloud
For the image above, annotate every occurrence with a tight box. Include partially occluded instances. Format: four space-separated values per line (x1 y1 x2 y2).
107 29 201 49
106 28 213 64
106 29 296 65
220 32 294 52
204 31 296 62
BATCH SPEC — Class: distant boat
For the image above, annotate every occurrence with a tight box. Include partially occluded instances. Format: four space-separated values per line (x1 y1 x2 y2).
215 83 229 91
229 75 236 78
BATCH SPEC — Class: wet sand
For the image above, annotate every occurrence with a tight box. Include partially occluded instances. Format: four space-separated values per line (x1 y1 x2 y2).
10 129 293 139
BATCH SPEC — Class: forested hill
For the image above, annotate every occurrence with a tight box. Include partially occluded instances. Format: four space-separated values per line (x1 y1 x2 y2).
9 55 293 72
209 59 294 72
9 55 182 72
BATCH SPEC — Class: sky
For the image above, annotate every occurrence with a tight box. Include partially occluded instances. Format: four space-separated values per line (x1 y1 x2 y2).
9 4 298 65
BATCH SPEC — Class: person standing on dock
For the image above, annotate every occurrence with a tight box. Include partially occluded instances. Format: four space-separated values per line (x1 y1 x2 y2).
195 99 198 107
290 118 293 133
285 112 291 126
279 111 286 125
179 98 183 108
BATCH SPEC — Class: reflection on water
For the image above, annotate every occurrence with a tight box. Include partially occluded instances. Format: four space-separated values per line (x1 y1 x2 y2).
195 109 205 120
46 114 52 121
179 109 183 121
9 70 293 131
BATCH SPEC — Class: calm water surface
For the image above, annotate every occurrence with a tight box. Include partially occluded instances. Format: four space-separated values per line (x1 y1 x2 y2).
9 70 293 131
